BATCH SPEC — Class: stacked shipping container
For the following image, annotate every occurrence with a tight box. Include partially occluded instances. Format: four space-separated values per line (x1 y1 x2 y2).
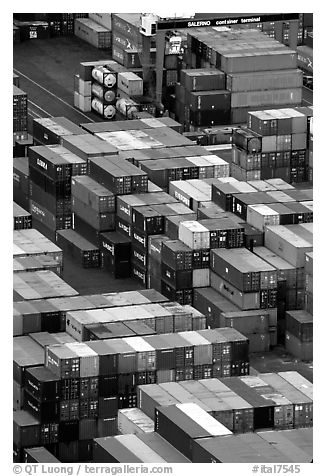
28 145 87 239
180 27 303 130
231 107 313 183
13 85 28 144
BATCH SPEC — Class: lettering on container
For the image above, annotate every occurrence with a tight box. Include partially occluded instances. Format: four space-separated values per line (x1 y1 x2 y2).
174 191 190 207
134 268 145 281
120 205 130 216
37 158 48 170
102 241 115 255
26 400 39 413
133 232 146 246
118 221 131 235
27 380 39 391
134 250 145 263
31 204 45 217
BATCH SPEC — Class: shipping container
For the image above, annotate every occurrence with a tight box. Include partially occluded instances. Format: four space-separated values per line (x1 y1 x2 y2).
264 225 313 268
259 373 313 428
210 271 260 310
155 403 232 460
118 408 154 435
180 68 226 91
71 175 115 213
93 434 166 463
13 411 40 448
24 447 60 463
257 430 312 463
56 229 100 268
210 248 277 292
137 433 191 463
226 69 303 92
221 377 275 430
75 18 111 49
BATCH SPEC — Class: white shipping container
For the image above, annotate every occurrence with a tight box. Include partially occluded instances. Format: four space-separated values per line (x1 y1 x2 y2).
178 221 210 250
75 18 111 49
266 191 296 203
123 336 156 372
247 180 277 192
175 402 232 436
79 95 92 113
262 135 277 153
114 434 167 463
118 72 143 97
65 311 100 342
186 179 213 198
204 155 230 178
13 230 63 261
79 78 92 96
192 269 210 288
66 342 99 377
247 204 280 231
264 225 313 268
230 88 302 108
89 13 112 30
118 408 154 436
265 178 294 190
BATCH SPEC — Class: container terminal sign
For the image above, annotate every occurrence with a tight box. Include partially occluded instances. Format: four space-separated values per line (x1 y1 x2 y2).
157 13 300 30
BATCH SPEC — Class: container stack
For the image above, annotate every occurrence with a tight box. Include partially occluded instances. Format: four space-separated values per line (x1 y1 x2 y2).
13 229 63 273
13 255 63 276
14 327 249 462
111 14 148 68
56 229 100 269
75 59 148 119
129 199 193 287
13 14 88 39
93 433 191 463
65 302 206 342
74 18 111 49
13 202 32 230
262 223 313 340
28 145 87 240
91 65 118 119
180 27 302 130
230 107 313 184
48 13 88 37
13 20 50 41
193 13 306 48
71 174 116 250
99 231 132 279
32 117 87 147
141 371 313 431
74 60 110 115
285 310 313 361
13 85 28 144
13 289 169 338
14 271 78 302
176 68 230 128
93 425 312 463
